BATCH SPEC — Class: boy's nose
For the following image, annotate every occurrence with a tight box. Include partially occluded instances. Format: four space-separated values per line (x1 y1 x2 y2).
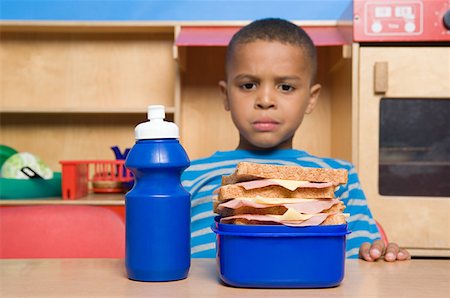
255 87 276 109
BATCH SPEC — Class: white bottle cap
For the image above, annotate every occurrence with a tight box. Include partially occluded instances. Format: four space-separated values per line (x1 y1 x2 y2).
134 105 179 140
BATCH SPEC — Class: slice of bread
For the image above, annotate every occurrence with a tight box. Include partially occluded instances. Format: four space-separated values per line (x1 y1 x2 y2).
222 162 348 185
321 213 348 225
217 205 287 217
217 184 335 201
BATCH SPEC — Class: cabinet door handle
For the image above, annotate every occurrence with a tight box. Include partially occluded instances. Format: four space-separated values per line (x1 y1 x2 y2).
374 61 388 94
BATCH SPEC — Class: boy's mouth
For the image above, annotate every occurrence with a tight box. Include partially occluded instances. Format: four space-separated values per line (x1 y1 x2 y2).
252 119 280 132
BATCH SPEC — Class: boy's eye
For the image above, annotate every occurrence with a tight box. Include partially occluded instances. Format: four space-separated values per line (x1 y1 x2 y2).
240 83 257 90
278 84 295 92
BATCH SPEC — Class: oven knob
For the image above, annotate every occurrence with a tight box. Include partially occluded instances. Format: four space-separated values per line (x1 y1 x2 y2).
371 22 383 33
444 10 450 30
405 22 416 33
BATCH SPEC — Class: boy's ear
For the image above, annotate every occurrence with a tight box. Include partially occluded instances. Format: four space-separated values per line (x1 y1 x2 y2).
305 83 321 114
219 80 230 111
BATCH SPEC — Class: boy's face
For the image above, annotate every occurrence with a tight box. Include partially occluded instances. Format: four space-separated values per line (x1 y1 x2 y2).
219 40 321 150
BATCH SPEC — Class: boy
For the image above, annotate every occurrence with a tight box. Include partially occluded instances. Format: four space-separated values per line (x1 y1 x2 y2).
182 18 410 262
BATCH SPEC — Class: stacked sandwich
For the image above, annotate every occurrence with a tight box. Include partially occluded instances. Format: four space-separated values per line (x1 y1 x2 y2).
214 162 349 226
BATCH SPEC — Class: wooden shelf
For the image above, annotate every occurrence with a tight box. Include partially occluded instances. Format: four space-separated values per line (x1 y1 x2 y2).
0 21 175 33
0 106 176 114
0 193 125 206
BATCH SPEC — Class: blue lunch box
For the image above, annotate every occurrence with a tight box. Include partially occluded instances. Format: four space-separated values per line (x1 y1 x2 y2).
211 218 350 288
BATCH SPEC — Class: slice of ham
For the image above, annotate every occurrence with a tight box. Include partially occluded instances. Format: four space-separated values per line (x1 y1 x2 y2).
286 199 339 214
221 213 331 227
218 198 340 214
234 179 335 191
218 199 269 209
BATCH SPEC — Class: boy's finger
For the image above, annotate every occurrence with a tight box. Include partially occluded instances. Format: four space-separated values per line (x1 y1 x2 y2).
397 248 411 261
359 242 374 261
384 243 399 262
369 239 385 260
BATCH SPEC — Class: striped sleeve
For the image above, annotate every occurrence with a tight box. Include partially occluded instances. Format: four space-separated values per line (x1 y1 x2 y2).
335 163 381 258
182 159 235 258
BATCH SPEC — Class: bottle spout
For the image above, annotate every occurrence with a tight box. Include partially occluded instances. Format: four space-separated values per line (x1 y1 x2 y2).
134 105 179 140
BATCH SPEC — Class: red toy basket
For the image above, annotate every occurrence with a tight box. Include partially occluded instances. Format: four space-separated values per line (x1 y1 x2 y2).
60 160 133 200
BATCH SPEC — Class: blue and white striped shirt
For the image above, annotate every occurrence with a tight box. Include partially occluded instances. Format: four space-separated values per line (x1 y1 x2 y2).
182 149 380 259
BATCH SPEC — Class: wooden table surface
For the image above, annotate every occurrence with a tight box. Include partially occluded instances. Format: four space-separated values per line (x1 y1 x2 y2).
1 258 449 297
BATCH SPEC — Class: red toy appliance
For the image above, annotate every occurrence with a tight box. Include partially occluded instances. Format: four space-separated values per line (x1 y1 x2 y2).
353 0 450 42
60 160 133 200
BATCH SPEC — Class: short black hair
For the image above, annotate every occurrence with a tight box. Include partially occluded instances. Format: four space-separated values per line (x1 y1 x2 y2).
226 18 317 82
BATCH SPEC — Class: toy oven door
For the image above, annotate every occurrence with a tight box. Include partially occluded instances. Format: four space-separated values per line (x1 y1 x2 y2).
356 46 450 257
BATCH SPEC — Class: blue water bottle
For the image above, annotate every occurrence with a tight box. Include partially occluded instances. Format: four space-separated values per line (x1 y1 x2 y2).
125 105 191 282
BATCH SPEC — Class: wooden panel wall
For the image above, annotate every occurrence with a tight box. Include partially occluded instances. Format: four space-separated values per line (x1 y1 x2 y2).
0 31 175 110
329 47 352 162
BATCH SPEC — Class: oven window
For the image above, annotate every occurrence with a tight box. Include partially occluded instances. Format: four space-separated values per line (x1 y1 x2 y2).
379 98 450 197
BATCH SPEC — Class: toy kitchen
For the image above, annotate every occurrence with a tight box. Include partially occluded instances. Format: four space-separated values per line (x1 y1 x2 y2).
352 0 450 257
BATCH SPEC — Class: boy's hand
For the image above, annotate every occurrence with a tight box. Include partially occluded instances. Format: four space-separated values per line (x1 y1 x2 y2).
359 240 411 262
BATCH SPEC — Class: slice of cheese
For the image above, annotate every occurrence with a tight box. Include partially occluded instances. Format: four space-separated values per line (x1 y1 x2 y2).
270 208 314 221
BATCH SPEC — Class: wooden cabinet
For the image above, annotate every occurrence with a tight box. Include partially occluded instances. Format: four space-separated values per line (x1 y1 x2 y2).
354 45 450 257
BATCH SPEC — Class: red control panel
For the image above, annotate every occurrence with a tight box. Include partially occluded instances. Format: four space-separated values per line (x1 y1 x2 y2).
354 0 450 41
